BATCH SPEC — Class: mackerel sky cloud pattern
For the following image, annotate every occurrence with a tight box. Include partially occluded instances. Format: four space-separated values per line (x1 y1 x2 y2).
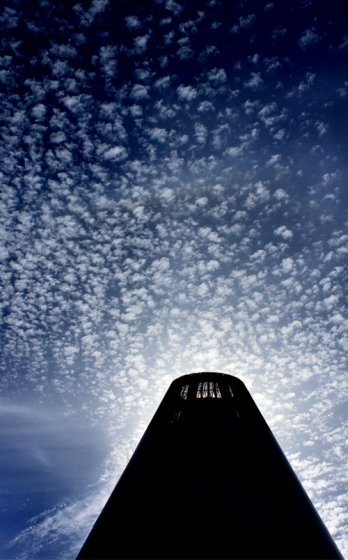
0 1 347 558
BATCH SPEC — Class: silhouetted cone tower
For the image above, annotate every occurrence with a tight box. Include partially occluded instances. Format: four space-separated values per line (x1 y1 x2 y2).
77 372 342 559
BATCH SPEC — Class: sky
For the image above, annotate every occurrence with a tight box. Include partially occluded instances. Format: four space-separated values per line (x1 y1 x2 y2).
0 0 347 558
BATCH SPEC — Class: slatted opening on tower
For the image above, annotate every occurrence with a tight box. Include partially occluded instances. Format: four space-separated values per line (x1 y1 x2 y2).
196 381 222 399
179 379 237 401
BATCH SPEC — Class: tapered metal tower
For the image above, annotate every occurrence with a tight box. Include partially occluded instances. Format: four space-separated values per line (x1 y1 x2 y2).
77 372 342 559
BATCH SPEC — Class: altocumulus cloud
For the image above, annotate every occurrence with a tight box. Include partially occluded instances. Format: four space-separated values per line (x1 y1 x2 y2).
0 0 347 558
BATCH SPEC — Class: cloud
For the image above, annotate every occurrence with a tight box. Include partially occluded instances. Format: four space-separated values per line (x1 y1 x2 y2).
0 399 110 557
130 84 149 99
207 68 227 84
125 15 141 30
134 34 150 54
103 145 128 160
225 145 243 157
73 0 109 27
147 127 168 143
299 28 320 49
99 45 117 77
244 181 270 209
154 75 171 90
231 14 256 33
177 84 197 101
274 225 293 240
244 72 263 90
177 45 194 60
239 14 256 29
165 0 183 16
264 56 281 73
194 122 207 144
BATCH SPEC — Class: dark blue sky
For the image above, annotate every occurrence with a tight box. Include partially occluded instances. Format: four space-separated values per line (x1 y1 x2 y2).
0 0 347 558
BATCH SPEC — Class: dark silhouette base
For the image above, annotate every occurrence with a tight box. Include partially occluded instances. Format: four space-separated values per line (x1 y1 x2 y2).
77 372 342 559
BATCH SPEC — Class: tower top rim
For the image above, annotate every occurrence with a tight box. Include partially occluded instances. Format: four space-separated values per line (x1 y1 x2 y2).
170 371 245 387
